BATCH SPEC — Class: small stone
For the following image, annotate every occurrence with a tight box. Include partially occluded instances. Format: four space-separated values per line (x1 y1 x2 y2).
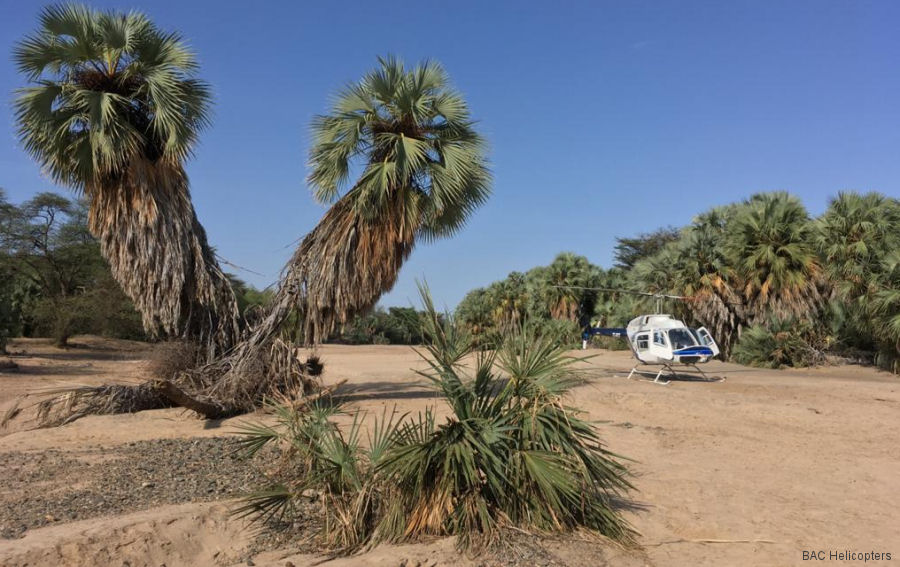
141 482 154 489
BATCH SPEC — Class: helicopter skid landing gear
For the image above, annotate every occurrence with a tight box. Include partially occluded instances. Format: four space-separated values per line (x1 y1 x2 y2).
626 363 725 385
626 364 672 385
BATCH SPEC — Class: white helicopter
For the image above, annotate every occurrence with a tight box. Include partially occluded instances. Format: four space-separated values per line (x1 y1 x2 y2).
559 286 724 385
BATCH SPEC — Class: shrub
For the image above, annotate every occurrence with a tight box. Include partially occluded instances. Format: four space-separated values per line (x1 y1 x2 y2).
528 318 583 349
234 288 635 553
149 341 203 380
732 318 827 369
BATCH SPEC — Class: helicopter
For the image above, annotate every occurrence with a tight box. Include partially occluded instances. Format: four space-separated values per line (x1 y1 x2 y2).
554 286 724 385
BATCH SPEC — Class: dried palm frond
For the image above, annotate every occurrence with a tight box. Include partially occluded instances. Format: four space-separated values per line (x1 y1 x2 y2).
88 159 242 360
2 382 170 429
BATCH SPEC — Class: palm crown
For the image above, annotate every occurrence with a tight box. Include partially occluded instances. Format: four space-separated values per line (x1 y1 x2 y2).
13 4 210 190
308 56 490 240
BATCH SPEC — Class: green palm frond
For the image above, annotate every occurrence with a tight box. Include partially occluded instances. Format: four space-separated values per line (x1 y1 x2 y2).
14 4 211 190
231 420 283 457
308 56 491 241
232 485 294 523
236 287 635 552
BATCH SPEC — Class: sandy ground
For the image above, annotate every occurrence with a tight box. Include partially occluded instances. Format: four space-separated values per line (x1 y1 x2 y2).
1 336 898 566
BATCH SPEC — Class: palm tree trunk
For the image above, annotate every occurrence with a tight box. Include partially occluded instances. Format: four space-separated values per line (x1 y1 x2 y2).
27 190 417 425
87 160 241 361
174 193 416 416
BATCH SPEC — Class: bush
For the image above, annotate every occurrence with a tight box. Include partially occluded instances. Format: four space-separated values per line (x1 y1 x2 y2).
149 341 203 380
234 288 635 553
528 318 582 349
330 307 425 345
732 319 827 369
590 335 631 351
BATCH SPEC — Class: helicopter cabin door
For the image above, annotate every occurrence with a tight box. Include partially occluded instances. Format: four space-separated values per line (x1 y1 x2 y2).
694 327 720 357
648 329 672 362
633 331 652 363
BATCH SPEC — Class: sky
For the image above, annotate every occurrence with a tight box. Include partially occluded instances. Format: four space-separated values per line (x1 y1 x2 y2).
1 0 899 309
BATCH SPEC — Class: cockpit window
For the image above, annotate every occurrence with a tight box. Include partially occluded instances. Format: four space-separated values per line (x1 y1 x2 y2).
667 329 697 350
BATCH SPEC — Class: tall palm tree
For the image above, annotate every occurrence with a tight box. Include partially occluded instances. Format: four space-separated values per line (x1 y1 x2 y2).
13 5 240 359
185 57 491 415
488 272 528 327
815 192 900 299
252 56 491 342
815 192 900 365
535 253 599 322
723 192 823 323
872 252 900 372
673 207 744 354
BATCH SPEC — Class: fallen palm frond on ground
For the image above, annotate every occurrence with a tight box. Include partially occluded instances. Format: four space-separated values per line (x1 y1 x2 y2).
2 382 170 428
233 287 636 554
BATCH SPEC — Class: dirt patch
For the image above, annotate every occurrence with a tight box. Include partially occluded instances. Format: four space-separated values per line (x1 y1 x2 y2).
1 339 899 566
0 437 261 539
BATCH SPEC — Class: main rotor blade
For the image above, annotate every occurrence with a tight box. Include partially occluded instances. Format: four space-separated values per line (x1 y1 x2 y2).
550 285 689 300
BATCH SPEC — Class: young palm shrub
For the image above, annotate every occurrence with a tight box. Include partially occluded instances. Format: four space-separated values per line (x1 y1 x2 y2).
236 287 635 553
233 400 403 551
380 294 634 548
732 318 827 369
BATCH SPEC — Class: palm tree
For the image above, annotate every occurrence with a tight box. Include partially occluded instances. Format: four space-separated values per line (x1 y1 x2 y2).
672 207 745 354
815 192 900 366
723 192 823 323
13 5 240 359
179 56 492 416
296 56 491 339
488 272 529 327
534 253 600 322
631 195 821 356
239 56 490 342
815 192 900 305
18 56 491 423
872 252 900 372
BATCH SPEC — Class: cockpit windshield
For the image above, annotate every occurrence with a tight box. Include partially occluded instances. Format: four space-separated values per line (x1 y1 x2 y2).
667 328 697 350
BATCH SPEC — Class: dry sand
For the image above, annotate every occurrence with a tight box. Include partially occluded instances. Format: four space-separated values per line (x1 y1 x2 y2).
1 337 898 566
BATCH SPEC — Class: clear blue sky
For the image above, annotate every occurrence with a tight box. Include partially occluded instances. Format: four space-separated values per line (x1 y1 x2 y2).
2 1 899 309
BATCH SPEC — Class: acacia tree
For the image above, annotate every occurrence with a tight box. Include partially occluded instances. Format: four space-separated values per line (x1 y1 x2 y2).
13 5 240 360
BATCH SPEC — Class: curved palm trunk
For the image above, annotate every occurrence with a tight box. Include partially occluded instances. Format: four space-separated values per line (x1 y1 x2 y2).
23 190 418 426
188 193 416 415
88 160 241 361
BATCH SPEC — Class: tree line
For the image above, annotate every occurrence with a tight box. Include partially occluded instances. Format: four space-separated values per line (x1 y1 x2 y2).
456 191 900 373
0 189 272 353
0 186 433 351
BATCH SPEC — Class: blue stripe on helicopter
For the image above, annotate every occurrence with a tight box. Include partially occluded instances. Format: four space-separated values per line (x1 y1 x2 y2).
673 346 714 356
584 328 627 338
